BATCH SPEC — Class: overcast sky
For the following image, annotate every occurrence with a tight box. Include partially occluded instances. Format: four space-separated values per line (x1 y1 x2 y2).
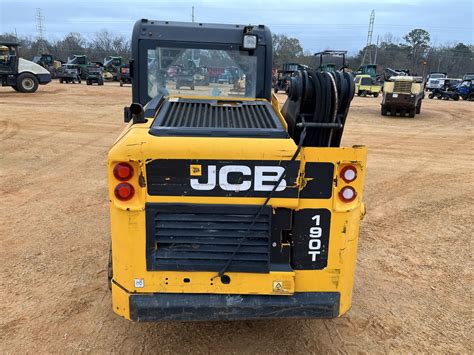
1 0 473 53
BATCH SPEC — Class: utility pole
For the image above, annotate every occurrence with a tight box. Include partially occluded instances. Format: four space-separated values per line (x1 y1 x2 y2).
360 10 375 67
36 8 47 55
374 34 379 65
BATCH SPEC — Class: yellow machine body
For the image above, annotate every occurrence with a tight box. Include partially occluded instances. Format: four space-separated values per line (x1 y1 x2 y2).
108 94 367 321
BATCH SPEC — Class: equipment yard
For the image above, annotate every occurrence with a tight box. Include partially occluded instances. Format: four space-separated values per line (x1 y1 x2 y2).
0 82 472 353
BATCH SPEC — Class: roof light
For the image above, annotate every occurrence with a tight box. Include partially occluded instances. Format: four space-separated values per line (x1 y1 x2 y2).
242 34 258 50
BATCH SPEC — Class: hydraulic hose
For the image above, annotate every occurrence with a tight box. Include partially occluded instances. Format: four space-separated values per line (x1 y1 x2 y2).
281 68 355 147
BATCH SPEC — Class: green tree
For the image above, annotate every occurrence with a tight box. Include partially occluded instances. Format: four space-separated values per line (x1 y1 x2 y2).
403 29 431 49
272 34 303 67
403 28 431 74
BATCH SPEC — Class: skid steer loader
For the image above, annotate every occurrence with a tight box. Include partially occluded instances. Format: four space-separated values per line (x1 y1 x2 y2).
108 19 367 322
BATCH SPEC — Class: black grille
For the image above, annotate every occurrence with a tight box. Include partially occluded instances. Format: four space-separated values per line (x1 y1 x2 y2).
149 99 287 138
146 204 271 273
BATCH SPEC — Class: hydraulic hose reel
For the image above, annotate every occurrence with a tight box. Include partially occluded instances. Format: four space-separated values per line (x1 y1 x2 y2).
281 69 355 147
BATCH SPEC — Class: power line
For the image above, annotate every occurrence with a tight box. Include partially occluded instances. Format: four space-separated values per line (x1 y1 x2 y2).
361 9 375 66
36 8 47 55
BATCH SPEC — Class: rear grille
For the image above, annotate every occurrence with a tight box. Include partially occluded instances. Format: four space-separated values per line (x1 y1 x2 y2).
149 99 287 138
393 81 412 93
146 204 271 273
159 100 277 128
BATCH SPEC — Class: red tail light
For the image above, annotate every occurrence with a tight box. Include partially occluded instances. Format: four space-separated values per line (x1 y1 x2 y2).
340 165 357 183
339 186 357 202
114 183 135 201
113 162 134 181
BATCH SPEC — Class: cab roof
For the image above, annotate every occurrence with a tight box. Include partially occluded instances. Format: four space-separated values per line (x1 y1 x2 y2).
132 19 271 46
131 19 274 106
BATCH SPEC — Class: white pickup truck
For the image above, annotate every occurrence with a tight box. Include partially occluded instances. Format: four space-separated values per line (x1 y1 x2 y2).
425 72 447 91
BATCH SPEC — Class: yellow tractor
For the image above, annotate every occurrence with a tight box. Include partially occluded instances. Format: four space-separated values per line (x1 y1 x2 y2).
107 19 367 321
354 74 381 97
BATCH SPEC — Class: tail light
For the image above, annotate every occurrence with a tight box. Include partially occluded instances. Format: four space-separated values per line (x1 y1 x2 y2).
113 162 134 181
339 186 356 202
340 165 357 183
114 183 135 201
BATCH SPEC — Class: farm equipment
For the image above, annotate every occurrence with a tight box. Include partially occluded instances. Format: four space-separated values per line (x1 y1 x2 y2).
314 50 347 73
194 67 210 86
383 68 410 81
428 78 462 100
85 65 104 85
57 64 81 84
218 67 240 84
67 55 93 79
272 62 306 93
354 75 381 97
32 54 62 78
273 70 289 93
103 56 123 81
175 61 195 90
354 64 377 78
381 74 424 117
456 79 474 100
207 67 225 83
108 19 366 322
0 42 51 93
118 64 131 87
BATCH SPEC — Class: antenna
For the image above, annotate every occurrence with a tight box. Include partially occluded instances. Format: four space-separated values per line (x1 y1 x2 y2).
36 8 47 55
360 9 375 66
192 6 195 22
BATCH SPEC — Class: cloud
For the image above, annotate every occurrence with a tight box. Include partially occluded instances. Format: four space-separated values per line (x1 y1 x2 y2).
0 0 472 52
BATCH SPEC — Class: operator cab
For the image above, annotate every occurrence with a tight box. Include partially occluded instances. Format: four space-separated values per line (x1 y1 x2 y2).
0 42 18 75
131 19 273 106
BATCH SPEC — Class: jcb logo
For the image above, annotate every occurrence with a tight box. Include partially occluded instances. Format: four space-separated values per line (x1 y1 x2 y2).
190 165 286 192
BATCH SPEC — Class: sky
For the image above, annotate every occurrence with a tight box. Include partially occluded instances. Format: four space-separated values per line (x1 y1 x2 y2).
0 0 473 54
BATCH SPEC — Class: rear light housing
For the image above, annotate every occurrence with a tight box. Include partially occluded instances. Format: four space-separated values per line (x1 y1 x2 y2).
340 165 357 183
339 186 357 202
114 183 135 201
113 162 134 181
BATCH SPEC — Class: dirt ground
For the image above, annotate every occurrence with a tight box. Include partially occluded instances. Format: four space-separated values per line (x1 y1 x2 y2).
0 81 472 353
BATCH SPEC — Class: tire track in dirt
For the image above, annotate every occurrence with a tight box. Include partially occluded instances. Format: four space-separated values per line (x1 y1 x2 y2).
1 83 472 353
0 120 20 141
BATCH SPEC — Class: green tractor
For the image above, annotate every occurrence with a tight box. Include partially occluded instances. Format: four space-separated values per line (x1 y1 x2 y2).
67 55 93 79
314 51 347 74
354 64 377 79
320 63 336 72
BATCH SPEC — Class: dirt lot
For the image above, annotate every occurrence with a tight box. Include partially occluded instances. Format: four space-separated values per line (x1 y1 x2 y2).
0 81 472 353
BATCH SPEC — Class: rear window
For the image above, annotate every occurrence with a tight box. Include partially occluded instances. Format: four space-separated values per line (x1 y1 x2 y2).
147 47 258 99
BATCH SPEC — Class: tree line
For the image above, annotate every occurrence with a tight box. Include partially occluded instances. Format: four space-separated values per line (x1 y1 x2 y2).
272 28 474 78
0 30 130 62
1 27 473 77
